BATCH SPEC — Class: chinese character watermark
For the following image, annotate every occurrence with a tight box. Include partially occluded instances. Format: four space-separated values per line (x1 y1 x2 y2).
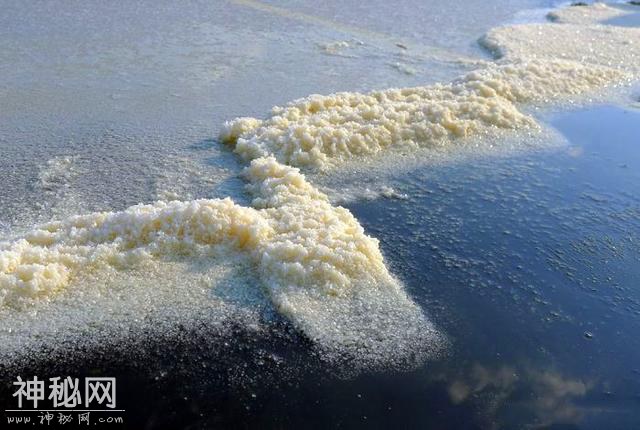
5 376 124 426
12 376 44 409
49 377 81 408
10 376 118 410
85 378 116 409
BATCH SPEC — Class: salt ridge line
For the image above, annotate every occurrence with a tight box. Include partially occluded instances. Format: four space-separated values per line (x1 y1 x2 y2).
0 198 267 307
0 157 439 364
220 60 629 169
0 158 373 307
220 3 638 170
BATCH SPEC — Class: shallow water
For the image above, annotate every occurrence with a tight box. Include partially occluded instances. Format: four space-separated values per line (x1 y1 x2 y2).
1 0 640 428
605 3 640 26
345 105 640 429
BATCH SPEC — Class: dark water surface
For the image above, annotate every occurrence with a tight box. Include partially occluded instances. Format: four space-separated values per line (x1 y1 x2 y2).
2 106 638 429
345 105 640 429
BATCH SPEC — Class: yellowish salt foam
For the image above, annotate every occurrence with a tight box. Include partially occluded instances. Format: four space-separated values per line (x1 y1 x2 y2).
1 157 438 364
221 3 638 170
220 60 630 169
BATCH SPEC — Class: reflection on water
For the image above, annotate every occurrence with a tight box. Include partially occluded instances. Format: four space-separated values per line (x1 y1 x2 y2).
345 105 640 429
604 3 640 27
447 364 591 428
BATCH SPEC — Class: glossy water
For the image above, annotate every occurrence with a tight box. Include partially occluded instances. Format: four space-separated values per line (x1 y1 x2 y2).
1 1 639 429
344 105 640 429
